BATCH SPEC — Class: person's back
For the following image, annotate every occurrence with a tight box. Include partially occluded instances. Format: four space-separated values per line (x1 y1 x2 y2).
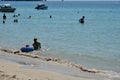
79 16 85 24
33 38 41 50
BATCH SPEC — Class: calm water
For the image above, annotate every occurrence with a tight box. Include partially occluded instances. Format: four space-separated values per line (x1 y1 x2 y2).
0 1 120 79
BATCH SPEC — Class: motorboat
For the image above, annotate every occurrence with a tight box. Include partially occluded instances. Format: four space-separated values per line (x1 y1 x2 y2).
35 3 48 10
0 4 16 12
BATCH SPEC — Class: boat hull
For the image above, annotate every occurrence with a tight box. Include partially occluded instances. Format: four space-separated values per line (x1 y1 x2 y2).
0 8 16 12
35 6 48 10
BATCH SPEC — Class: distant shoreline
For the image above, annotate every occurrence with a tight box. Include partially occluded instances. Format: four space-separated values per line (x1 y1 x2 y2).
1 0 43 1
1 0 120 3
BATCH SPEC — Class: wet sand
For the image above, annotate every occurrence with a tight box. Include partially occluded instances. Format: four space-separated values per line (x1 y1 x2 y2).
0 61 92 80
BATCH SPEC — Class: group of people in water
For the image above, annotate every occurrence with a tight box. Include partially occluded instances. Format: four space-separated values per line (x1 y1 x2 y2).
2 13 32 24
2 13 84 52
2 13 19 24
2 13 85 24
20 16 84 52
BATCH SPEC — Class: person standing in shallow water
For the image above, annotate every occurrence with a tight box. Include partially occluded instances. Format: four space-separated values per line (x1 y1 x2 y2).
32 38 41 50
79 16 85 24
3 13 7 20
3 13 7 24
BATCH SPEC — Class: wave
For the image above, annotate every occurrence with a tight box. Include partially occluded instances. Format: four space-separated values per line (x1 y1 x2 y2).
98 70 120 79
0 48 120 79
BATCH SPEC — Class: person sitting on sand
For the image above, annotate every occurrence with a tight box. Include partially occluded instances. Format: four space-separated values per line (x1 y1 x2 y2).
32 38 41 50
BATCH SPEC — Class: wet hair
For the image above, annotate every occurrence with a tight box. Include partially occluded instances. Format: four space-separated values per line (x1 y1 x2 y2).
82 16 85 19
34 38 37 41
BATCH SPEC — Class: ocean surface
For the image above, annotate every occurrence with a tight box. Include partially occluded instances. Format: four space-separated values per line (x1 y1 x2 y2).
0 1 120 80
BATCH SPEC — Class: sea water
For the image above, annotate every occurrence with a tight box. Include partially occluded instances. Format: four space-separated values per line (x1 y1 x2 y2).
0 1 120 80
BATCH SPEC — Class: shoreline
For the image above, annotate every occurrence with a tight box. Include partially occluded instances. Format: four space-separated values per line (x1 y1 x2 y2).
0 48 100 73
0 48 92 80
0 48 120 80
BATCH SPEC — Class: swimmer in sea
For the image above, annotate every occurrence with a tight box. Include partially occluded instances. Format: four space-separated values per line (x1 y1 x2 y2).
32 38 41 50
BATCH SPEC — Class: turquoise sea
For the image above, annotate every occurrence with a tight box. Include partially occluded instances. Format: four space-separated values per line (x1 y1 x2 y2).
0 1 120 80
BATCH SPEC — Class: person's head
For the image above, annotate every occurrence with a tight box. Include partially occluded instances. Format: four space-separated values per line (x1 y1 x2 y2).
82 16 85 19
34 38 37 42
26 45 29 47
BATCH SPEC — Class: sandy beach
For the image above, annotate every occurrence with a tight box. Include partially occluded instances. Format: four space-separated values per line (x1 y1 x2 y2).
0 61 91 80
0 48 93 80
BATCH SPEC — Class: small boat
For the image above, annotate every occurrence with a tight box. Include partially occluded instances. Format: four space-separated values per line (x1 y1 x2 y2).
35 3 48 10
0 4 16 12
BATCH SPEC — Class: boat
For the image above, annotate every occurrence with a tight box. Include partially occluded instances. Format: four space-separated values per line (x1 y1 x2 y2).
0 4 16 12
35 3 48 10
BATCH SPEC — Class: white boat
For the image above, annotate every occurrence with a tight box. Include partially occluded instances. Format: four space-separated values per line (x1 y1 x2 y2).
35 3 48 10
0 4 16 12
